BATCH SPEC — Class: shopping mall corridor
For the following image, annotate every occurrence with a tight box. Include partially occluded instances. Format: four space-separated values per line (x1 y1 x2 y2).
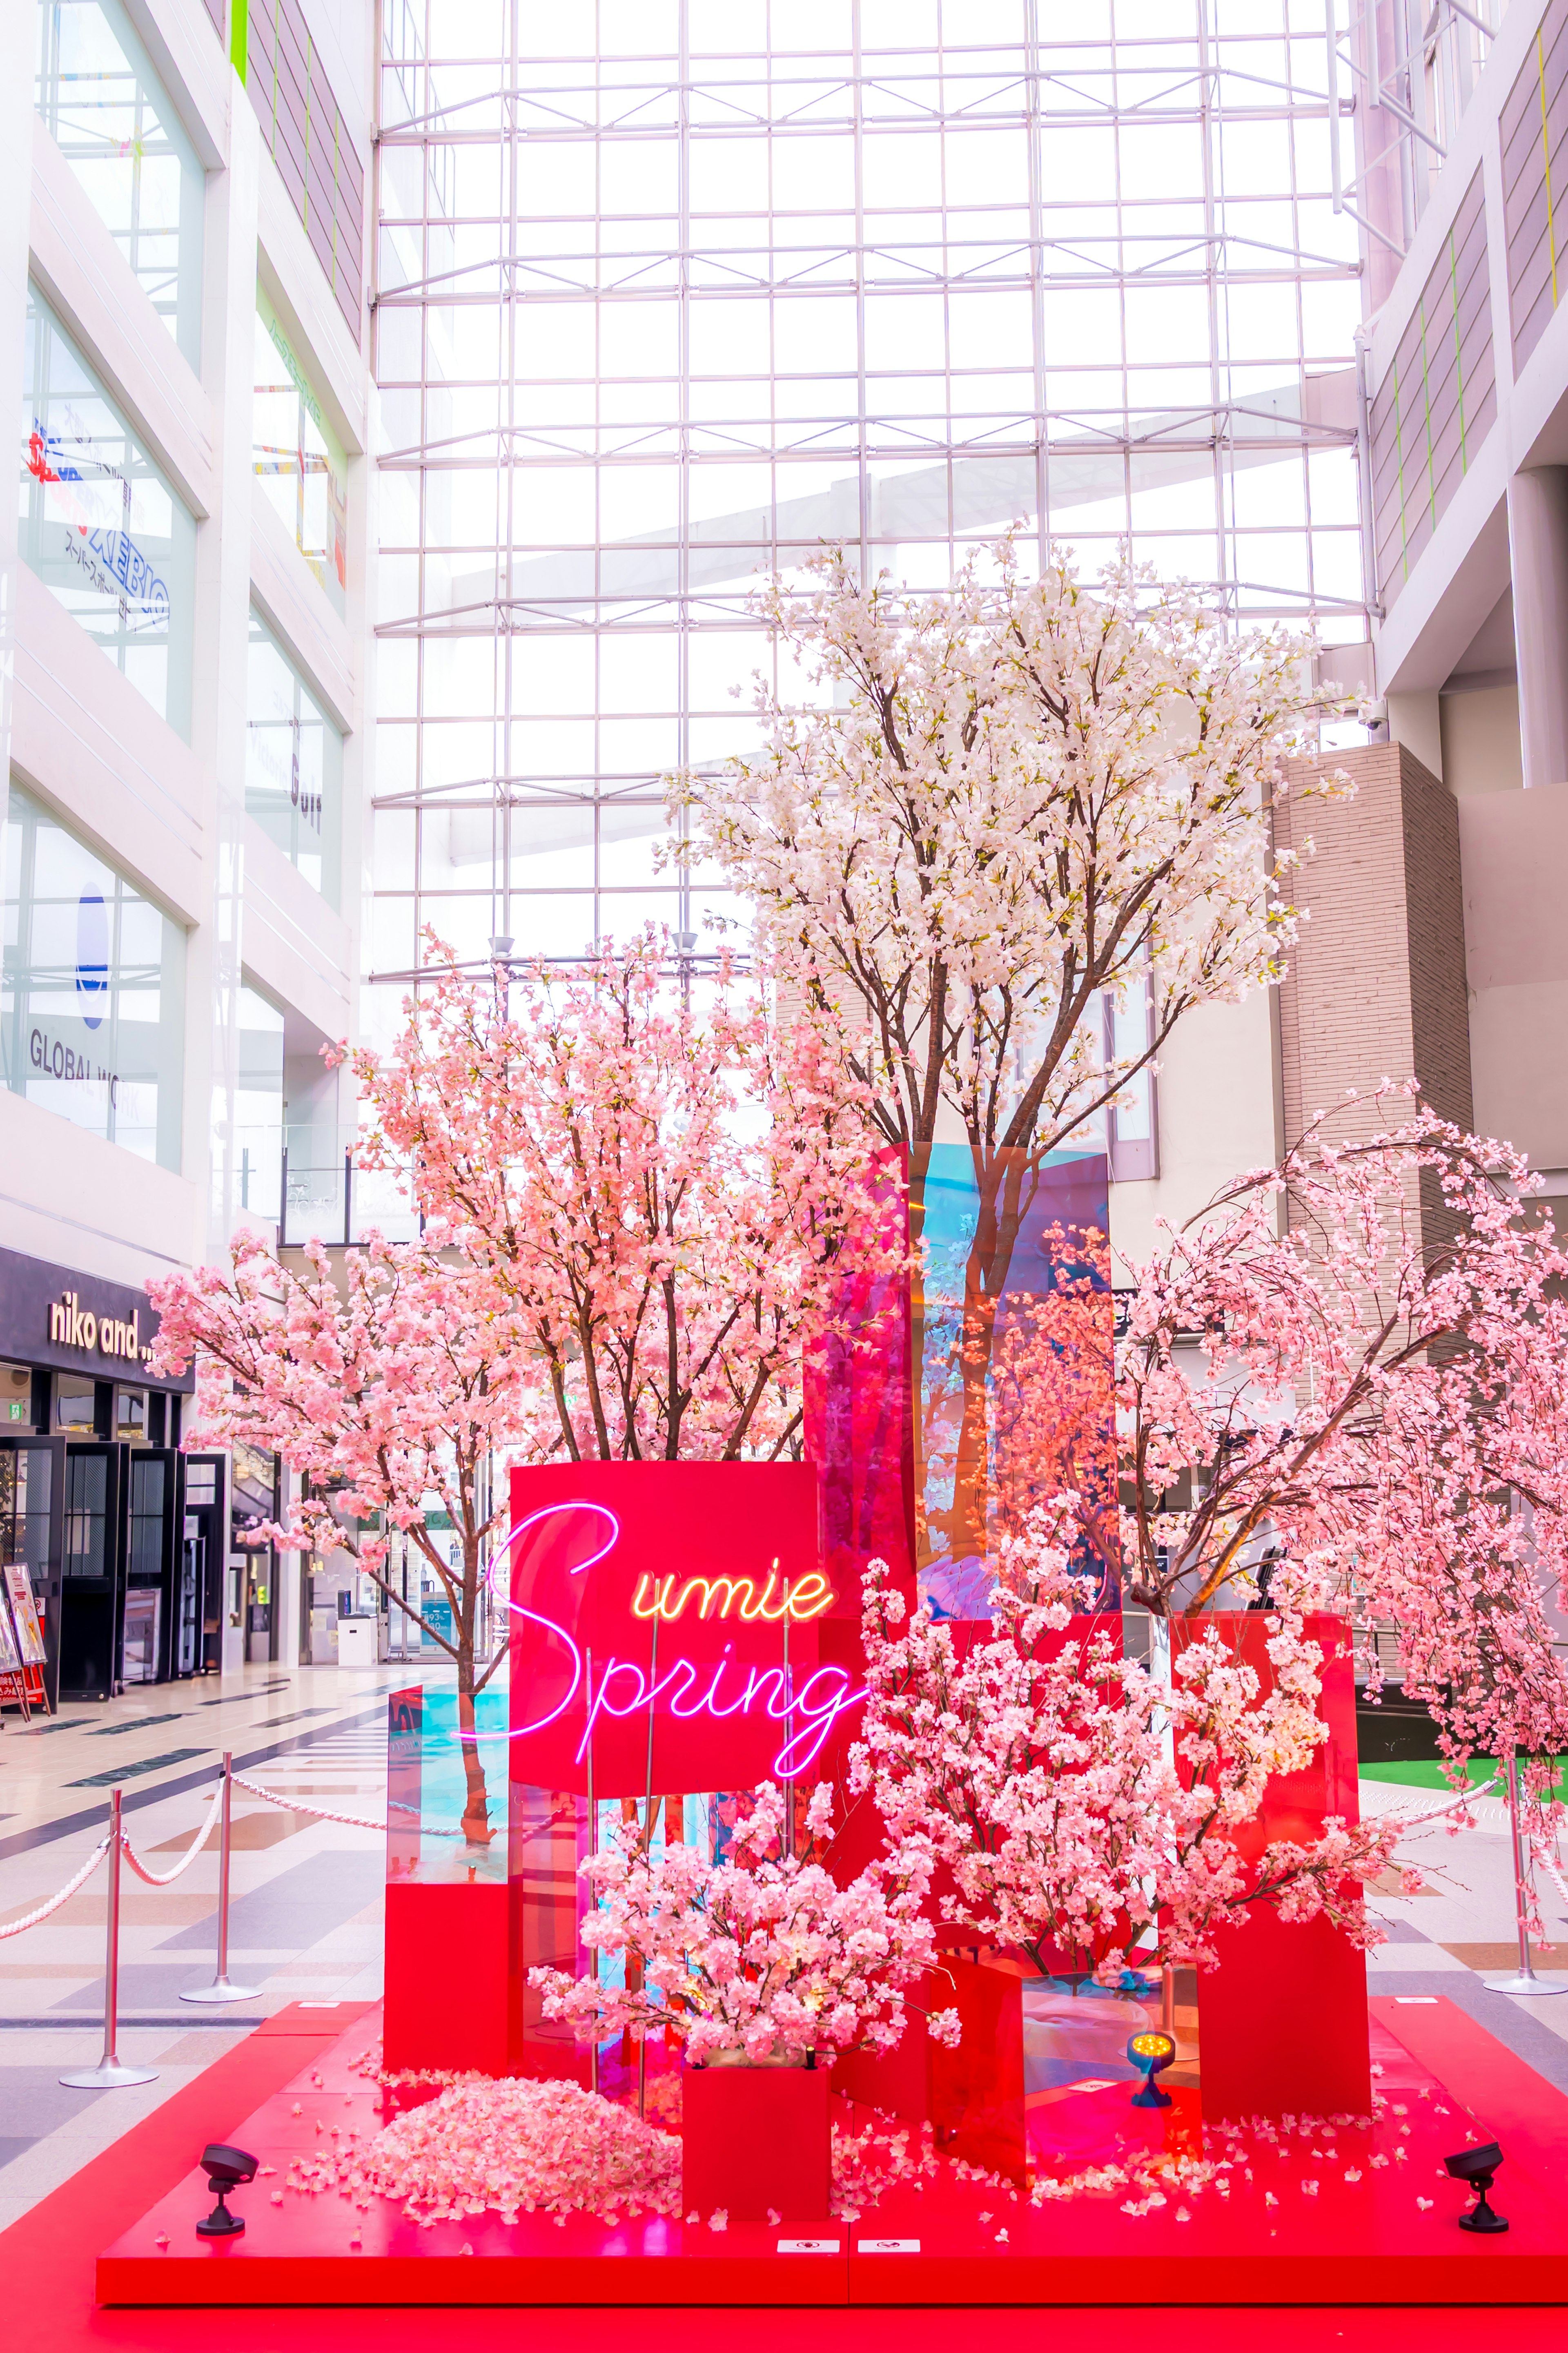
0 1661 445 2232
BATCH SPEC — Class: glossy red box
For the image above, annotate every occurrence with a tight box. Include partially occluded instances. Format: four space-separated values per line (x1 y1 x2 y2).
682 2062 832 2222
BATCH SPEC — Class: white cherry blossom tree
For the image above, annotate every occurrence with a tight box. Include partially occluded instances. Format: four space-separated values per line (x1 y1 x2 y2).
674 539 1340 1565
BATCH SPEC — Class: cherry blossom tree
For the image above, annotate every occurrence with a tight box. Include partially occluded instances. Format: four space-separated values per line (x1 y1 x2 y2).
853 1512 1402 1985
1116 1091 1568 1834
349 927 893 1463
531 1780 960 2065
673 539 1341 1562
149 1233 524 1845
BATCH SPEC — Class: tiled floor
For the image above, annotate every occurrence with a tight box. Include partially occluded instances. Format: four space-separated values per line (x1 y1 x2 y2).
4 1674 1568 2246
0 1659 450 2235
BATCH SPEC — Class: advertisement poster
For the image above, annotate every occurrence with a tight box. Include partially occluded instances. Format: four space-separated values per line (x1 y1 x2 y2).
4 1562 47 1666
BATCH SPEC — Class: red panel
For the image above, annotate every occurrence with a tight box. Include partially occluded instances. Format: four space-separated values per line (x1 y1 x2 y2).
383 1882 510 2075
682 2064 832 2222
507 1459 844 1797
929 1955 1026 2180
1175 1613 1370 2121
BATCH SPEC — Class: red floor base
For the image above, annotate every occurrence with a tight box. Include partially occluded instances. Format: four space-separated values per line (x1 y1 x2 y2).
91 1995 1568 2309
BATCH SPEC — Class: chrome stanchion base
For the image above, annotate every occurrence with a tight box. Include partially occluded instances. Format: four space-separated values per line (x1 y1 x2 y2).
60 2055 159 2089
1483 1972 1568 1996
180 1974 261 2005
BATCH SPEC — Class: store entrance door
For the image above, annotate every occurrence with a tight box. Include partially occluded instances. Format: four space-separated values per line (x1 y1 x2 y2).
0 1436 65 1711
123 1447 177 1683
60 1442 124 1699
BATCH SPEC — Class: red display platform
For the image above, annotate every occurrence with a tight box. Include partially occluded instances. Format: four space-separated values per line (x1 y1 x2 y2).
96 1995 1568 2309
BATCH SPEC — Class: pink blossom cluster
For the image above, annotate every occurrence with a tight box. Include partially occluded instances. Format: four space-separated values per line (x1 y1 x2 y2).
348 926 898 1467
531 1781 960 2063
287 2074 682 2226
852 1518 1400 1981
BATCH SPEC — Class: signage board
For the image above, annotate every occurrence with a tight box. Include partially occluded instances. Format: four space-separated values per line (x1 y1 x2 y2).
506 1461 858 1798
0 1244 193 1391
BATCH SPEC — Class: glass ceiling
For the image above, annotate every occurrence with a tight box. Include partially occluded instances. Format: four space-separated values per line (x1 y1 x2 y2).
369 0 1382 1026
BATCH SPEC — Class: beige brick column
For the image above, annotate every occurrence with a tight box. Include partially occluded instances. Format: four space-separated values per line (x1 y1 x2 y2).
1276 743 1473 1251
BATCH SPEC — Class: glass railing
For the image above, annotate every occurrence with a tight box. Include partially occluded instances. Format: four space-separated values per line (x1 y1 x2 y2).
278 1150 422 1247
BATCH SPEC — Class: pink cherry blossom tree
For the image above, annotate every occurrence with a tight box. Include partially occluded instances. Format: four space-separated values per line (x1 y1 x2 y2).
1115 1091 1568 1842
673 540 1343 1562
149 1234 526 1845
348 927 894 1463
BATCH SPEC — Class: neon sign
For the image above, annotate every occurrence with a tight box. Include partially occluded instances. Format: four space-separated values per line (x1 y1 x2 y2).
492 1501 863 1781
629 1568 834 1624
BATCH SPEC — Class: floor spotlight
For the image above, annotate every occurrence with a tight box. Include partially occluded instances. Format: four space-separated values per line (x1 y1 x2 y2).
1127 2028 1177 2108
1445 2141 1508 2235
196 2143 258 2240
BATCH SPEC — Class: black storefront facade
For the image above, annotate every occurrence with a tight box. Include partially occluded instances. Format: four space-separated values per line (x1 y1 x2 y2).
0 1244 223 1706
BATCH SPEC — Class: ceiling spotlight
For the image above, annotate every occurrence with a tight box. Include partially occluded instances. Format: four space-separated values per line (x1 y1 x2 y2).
196 2142 258 2240
1126 2028 1177 2108
1445 2141 1508 2235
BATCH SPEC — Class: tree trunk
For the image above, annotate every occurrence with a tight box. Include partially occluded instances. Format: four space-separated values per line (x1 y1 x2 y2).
917 1147 1028 1567
456 1655 493 1847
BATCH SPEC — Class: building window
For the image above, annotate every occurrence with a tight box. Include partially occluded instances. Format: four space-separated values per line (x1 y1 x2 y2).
254 285 348 613
20 286 198 739
1 781 187 1169
236 981 285 1222
34 0 205 372
246 611 343 903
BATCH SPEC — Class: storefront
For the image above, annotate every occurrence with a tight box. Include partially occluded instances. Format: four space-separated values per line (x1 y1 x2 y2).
0 1244 205 1706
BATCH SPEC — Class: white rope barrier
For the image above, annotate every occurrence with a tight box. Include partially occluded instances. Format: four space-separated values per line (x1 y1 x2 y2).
0 1834 112 1940
121 1780 226 1888
229 1770 462 1837
1383 1775 1500 1834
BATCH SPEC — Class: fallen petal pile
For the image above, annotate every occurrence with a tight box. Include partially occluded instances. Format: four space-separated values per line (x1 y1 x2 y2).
288 2075 681 2226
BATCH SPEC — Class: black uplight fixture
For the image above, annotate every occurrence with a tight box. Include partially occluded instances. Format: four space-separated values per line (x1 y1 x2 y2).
1445 2141 1508 2235
1127 2029 1177 2109
196 2143 258 2240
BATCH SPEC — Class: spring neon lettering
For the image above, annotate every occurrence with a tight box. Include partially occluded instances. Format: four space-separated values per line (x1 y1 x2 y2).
488 1505 863 1778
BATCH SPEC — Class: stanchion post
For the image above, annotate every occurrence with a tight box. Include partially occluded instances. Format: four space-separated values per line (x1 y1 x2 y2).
60 1789 158 2089
1485 1748 1568 1998
180 1753 260 2005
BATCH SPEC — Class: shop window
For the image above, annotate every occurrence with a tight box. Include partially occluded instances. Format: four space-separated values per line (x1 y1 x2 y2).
1 1362 35 1431
127 1450 165 1573
0 1448 53 1579
116 1385 149 1442
20 287 198 738
246 610 342 903
64 1447 109 1574
254 286 348 613
34 0 205 372
55 1374 97 1434
2 782 187 1169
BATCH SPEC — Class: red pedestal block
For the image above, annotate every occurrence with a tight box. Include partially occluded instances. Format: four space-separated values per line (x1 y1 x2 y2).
383 1882 511 2076
1177 1613 1371 2122
94 1999 1568 2310
682 2063 832 2222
